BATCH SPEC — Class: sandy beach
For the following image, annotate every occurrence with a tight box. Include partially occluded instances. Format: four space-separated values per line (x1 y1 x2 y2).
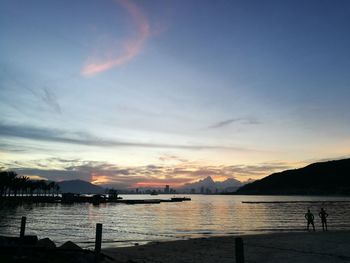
103 231 350 263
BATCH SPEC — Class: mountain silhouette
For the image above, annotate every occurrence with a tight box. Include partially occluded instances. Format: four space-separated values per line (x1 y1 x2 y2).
57 179 105 194
236 158 350 195
181 176 242 193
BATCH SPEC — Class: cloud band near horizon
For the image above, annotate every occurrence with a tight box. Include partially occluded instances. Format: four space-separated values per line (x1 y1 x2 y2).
0 123 256 151
0 158 293 188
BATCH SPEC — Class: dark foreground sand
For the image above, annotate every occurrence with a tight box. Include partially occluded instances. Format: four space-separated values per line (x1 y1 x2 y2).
103 231 350 263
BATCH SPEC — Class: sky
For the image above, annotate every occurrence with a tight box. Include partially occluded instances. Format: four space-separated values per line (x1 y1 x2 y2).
1 0 350 188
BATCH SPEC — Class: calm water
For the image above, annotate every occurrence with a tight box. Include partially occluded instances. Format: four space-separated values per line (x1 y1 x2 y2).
1 195 350 248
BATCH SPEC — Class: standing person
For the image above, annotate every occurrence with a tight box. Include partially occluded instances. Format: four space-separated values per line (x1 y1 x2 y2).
305 209 315 231
319 208 328 231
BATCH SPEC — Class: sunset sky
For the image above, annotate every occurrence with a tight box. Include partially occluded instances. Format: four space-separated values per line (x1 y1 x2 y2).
1 0 350 188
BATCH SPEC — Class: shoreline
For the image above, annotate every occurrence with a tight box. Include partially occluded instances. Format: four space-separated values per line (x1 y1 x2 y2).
103 230 350 263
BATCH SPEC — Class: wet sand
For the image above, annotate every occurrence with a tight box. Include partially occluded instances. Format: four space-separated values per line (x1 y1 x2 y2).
103 231 350 263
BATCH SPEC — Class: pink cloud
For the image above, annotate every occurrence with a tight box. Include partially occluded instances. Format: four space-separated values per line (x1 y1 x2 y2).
81 0 150 76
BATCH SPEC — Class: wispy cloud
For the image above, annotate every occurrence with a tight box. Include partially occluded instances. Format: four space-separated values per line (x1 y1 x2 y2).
41 87 61 114
0 64 61 114
159 154 188 163
81 0 151 76
209 117 259 129
0 123 254 151
209 118 240 129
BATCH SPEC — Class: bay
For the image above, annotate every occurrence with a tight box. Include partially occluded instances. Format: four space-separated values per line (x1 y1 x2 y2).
1 195 350 248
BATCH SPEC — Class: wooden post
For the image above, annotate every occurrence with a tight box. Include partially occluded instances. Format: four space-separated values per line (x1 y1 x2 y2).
95 223 103 263
235 237 245 263
20 216 26 238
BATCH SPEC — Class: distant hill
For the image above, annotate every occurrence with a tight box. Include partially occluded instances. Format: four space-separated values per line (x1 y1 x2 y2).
180 176 243 193
236 158 350 195
57 179 105 194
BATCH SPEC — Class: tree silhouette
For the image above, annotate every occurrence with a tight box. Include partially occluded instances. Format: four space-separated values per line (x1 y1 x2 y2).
54 183 60 197
0 171 18 198
0 170 60 200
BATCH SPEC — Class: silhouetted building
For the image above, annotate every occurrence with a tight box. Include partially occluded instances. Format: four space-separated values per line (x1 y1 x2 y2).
164 185 170 194
190 188 196 194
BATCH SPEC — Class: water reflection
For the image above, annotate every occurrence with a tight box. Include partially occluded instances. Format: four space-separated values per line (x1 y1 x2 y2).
1 195 350 248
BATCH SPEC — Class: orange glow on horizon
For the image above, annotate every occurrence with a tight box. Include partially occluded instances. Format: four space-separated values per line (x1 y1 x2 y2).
26 175 48 181
210 175 233 182
91 174 111 185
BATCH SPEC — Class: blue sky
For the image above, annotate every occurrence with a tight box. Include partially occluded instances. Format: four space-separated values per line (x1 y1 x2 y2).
1 0 350 187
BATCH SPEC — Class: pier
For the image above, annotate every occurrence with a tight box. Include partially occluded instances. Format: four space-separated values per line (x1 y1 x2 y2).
61 194 191 205
0 194 191 205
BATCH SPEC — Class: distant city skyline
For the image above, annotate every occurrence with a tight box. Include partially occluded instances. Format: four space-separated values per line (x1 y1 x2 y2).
1 0 350 187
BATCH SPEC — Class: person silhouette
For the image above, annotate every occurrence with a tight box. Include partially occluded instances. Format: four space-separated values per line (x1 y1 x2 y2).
319 208 328 231
305 209 315 231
